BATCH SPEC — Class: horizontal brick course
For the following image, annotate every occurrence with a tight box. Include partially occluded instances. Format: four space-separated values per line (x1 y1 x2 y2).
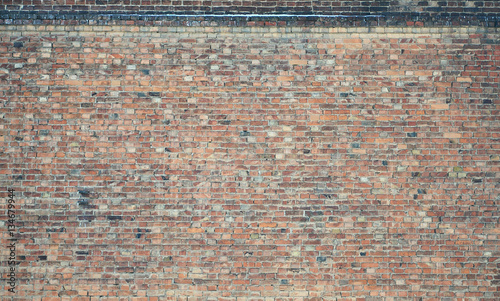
1 25 499 299
1 0 500 14
0 0 500 27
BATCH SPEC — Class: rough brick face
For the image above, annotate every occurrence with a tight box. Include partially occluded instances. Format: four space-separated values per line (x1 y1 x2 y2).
1 0 500 14
1 23 499 300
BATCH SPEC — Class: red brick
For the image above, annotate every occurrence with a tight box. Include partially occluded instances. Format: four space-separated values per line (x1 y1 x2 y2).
1 23 498 300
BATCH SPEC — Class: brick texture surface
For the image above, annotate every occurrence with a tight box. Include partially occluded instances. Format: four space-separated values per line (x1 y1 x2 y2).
0 25 499 300
1 0 500 14
2 0 500 27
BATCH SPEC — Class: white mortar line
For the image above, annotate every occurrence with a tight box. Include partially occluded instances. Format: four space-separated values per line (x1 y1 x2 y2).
95 14 384 18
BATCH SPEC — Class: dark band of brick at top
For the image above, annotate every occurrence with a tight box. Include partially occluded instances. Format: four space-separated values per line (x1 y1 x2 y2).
0 11 499 27
1 0 500 14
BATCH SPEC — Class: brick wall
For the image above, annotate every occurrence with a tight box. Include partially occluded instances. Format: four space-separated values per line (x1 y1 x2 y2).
1 0 500 15
1 23 499 300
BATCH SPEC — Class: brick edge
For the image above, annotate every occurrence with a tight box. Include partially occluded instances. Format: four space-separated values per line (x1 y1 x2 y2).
0 11 499 27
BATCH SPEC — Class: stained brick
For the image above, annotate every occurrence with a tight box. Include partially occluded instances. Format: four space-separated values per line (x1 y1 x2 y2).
0 23 498 300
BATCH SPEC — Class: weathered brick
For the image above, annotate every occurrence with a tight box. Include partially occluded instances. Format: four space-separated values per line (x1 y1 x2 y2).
0 22 498 300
